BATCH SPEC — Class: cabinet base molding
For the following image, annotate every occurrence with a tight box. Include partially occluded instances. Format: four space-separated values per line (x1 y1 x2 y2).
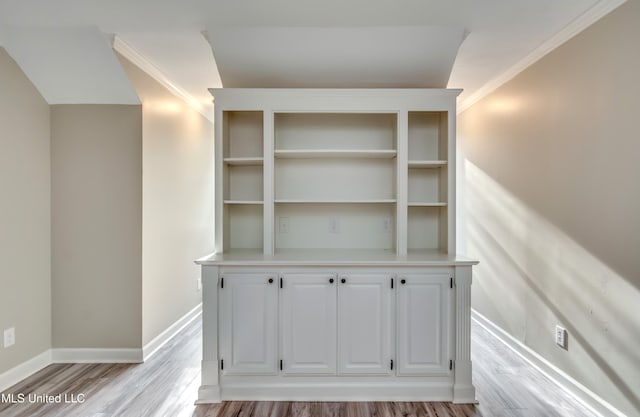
452 361 476 403
202 382 454 403
196 385 221 404
452 385 478 404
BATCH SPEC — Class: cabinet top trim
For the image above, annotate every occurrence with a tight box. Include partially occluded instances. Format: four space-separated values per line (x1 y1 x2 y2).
196 249 478 267
209 88 462 110
210 88 462 97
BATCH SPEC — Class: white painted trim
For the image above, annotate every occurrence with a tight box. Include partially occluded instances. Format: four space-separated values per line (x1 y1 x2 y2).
471 309 627 417
0 350 52 392
197 384 221 404
0 306 203 392
211 382 453 403
457 0 627 114
51 348 143 364
143 303 202 361
112 36 213 122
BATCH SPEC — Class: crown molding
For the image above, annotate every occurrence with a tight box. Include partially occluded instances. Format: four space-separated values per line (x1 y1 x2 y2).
458 0 627 114
113 36 213 122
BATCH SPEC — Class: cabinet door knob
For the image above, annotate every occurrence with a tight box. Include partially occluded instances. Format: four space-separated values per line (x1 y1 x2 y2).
268 278 274 284
329 278 334 284
341 278 346 284
401 279 406 285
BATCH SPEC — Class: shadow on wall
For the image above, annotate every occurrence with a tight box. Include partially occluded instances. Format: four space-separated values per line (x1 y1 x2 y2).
464 159 640 413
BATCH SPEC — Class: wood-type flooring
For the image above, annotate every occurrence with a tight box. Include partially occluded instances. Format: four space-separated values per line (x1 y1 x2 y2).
0 315 598 417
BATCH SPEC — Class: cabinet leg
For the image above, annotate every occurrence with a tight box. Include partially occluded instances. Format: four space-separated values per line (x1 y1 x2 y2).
196 360 221 403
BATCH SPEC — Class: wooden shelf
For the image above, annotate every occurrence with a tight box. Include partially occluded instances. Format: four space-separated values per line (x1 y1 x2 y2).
275 199 397 204
224 200 264 205
275 149 397 159
224 157 264 166
408 160 447 168
408 202 447 207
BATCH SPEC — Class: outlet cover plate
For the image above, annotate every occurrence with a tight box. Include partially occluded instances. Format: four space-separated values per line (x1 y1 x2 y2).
279 217 289 234
555 325 567 349
4 327 15 348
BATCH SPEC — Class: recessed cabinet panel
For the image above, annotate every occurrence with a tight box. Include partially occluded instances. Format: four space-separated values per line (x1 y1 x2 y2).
220 274 278 375
397 274 450 375
281 274 337 374
338 274 392 375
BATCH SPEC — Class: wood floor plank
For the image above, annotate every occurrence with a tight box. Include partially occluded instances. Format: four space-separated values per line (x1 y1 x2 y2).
0 316 600 417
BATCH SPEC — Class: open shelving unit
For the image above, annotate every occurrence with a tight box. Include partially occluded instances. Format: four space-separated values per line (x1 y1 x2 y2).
272 112 398 253
406 111 450 253
213 89 459 257
220 110 265 252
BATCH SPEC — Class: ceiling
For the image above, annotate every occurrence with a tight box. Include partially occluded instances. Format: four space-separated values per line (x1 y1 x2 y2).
0 0 625 120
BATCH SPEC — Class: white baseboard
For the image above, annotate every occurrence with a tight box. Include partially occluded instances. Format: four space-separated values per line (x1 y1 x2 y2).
471 309 627 417
1 304 203 391
0 350 52 393
143 303 202 361
52 348 143 363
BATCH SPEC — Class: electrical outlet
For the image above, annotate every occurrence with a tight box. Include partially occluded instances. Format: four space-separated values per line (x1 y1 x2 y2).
279 217 289 234
4 327 15 348
329 217 340 234
555 325 567 350
196 277 202 291
383 216 392 233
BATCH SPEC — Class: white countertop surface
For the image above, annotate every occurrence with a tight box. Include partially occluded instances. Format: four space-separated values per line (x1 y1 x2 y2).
196 249 479 267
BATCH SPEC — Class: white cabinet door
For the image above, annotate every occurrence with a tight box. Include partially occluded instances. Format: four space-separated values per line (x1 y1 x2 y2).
396 273 450 375
338 273 393 375
220 273 278 375
281 273 337 374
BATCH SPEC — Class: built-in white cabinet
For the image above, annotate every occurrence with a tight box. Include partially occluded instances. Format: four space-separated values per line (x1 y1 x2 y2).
338 273 393 375
219 273 278 375
280 273 337 375
397 273 450 376
200 88 477 404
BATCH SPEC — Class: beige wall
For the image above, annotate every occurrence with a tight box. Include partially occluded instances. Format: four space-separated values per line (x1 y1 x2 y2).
117 55 214 345
0 48 51 373
2 44 211 367
51 104 143 348
458 1 640 415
